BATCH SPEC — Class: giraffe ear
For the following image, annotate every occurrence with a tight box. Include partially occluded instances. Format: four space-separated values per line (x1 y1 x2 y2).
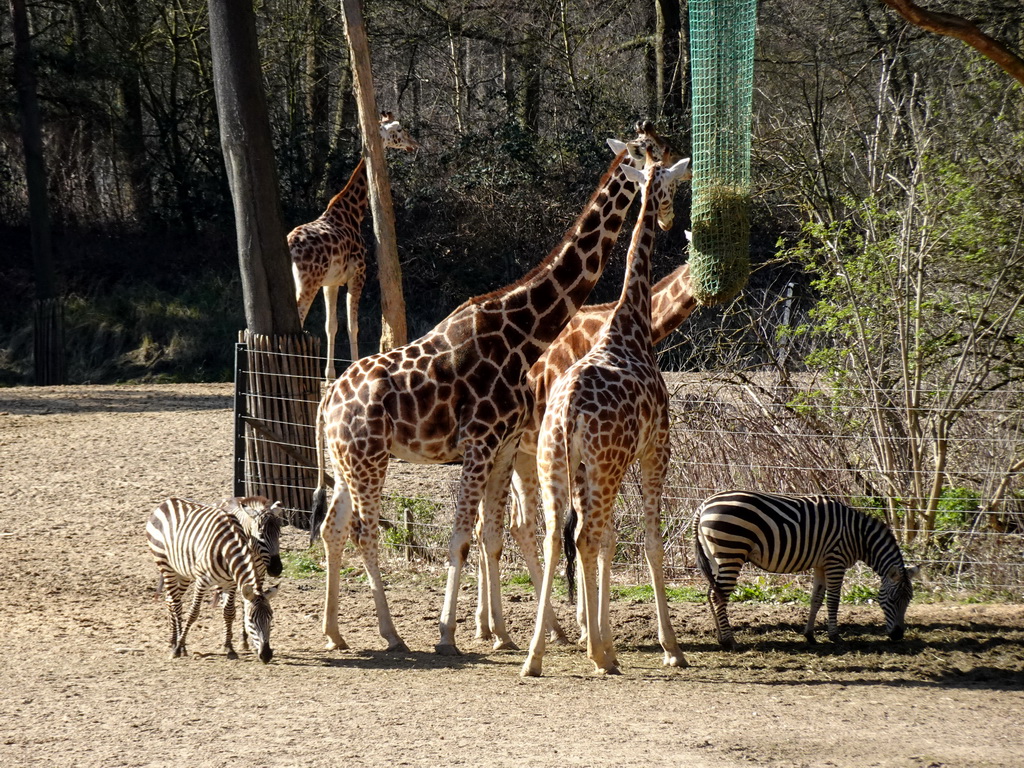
685 229 693 242
665 157 692 182
606 138 628 155
619 163 645 184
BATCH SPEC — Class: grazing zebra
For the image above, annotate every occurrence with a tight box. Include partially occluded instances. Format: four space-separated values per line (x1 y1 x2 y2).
147 497 277 663
216 496 284 651
694 490 918 649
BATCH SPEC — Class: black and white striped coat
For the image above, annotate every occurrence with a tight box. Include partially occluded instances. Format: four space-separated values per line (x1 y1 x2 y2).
147 497 277 663
694 490 917 648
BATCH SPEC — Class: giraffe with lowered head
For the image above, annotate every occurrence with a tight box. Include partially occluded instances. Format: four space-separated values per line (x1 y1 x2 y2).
288 113 420 379
521 152 691 676
308 124 674 655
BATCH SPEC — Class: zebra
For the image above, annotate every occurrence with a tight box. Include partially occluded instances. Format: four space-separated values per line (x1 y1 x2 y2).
216 496 284 652
694 490 918 649
147 497 277 663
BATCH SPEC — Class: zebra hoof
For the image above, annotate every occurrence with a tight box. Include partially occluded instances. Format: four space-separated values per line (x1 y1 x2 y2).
828 633 842 644
803 632 818 645
226 649 239 660
718 637 738 651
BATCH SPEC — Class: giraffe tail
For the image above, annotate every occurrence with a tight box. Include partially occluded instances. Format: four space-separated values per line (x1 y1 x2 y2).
563 506 578 605
309 389 329 547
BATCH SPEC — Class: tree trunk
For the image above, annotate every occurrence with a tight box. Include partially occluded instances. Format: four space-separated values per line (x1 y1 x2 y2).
341 0 408 352
11 0 65 385
655 0 683 119
208 0 299 336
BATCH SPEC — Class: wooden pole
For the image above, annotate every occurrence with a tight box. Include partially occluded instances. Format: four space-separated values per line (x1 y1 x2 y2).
340 0 408 352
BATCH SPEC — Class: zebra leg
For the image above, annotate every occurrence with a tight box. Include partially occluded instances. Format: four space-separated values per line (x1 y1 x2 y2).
177 581 209 658
825 564 846 642
163 575 186 658
708 563 741 650
222 589 239 660
803 566 827 643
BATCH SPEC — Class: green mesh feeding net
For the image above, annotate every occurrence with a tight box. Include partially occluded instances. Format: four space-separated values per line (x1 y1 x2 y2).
688 0 757 305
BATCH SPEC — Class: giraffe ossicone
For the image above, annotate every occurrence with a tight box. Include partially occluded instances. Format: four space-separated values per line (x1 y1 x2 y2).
308 124 673 657
289 113 419 380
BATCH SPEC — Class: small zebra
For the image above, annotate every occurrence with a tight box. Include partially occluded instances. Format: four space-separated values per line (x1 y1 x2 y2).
147 497 278 663
694 490 918 649
216 496 284 652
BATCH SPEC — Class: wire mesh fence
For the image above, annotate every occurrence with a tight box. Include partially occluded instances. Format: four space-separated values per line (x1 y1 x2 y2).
234 340 1024 601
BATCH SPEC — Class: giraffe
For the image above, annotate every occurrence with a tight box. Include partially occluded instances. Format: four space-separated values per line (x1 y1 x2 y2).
288 112 420 379
476 253 698 645
308 124 674 655
521 152 691 676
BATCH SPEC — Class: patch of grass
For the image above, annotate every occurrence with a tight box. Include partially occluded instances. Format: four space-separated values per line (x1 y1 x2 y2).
729 577 810 604
843 582 878 605
281 548 325 578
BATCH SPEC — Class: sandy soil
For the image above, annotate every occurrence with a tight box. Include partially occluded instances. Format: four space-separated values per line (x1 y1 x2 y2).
2 383 1024 768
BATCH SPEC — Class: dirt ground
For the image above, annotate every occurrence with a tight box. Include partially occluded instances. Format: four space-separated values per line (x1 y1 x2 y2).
3 383 1024 768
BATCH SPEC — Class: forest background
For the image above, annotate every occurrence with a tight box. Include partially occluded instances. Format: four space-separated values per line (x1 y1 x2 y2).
0 0 1018 384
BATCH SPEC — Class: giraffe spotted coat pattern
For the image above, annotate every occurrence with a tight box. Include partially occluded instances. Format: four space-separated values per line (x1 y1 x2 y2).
308 125 673 656
522 154 691 676
288 113 419 379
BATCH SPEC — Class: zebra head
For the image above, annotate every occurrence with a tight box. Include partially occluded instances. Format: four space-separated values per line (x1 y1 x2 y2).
242 584 277 663
879 564 919 641
222 497 284 578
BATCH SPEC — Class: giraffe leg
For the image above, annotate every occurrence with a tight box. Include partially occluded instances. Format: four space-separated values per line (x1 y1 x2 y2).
322 284 341 380
509 453 568 645
581 473 620 675
437 447 493 655
474 510 493 643
478 444 519 651
640 448 686 668
520 446 570 677
352 495 409 652
578 511 616 675
320 482 353 651
803 566 826 643
346 268 365 364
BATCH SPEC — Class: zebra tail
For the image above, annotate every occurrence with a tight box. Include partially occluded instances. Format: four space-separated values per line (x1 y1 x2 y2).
694 525 725 603
309 393 329 547
563 505 578 605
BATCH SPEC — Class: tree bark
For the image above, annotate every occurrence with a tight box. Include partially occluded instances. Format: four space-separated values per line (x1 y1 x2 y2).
208 0 299 336
11 0 65 385
341 0 408 352
879 0 1024 86
655 0 683 119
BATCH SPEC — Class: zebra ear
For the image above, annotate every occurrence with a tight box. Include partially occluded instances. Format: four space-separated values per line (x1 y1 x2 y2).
885 564 904 582
905 565 920 581
241 584 256 602
263 585 280 599
219 497 242 514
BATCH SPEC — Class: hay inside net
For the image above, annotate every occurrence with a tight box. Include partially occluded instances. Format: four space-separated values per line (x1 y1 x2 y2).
688 0 756 305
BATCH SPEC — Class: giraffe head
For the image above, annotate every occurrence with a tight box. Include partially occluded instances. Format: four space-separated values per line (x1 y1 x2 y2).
619 147 692 231
379 112 420 152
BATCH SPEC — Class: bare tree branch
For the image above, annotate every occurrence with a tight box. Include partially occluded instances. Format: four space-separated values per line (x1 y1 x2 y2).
879 0 1024 86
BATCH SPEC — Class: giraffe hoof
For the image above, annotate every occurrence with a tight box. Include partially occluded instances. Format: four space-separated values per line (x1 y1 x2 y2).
664 652 688 668
492 638 519 652
325 638 349 652
520 662 543 678
386 639 410 653
593 666 621 676
434 643 462 656
548 633 570 646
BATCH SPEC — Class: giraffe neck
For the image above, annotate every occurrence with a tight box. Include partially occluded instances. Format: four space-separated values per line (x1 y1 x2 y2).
603 171 657 344
650 263 698 344
324 158 369 225
452 153 640 358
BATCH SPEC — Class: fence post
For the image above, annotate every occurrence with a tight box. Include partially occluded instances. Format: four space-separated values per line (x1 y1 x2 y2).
232 341 248 497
